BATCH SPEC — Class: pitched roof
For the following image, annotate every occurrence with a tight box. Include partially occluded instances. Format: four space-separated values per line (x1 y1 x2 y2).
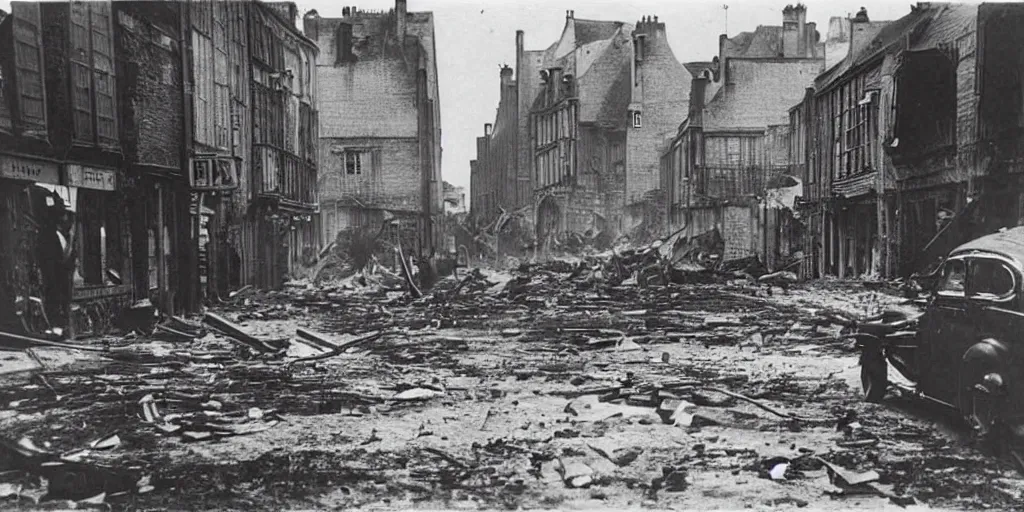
528 17 633 127
816 4 976 92
704 60 824 131
574 18 623 46
724 26 785 58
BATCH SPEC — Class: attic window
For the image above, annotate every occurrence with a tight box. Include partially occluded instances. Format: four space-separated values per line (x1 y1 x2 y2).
632 111 642 128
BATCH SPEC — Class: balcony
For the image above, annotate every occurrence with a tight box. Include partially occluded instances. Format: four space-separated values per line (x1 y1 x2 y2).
254 144 317 209
692 165 787 203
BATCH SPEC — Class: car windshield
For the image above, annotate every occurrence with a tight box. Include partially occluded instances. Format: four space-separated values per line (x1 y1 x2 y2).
936 259 966 295
967 258 1015 299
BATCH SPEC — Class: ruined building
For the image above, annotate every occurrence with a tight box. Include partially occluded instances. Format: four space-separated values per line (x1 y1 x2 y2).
661 4 825 263
795 2 1024 279
471 11 690 250
306 1 443 259
0 0 322 338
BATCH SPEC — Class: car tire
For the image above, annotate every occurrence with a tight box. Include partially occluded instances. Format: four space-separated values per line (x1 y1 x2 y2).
861 351 888 403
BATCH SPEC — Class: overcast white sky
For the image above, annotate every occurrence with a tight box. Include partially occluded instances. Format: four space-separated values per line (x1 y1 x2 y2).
1 0 962 191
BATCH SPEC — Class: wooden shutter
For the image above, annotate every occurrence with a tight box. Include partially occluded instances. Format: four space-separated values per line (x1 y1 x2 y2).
11 2 47 136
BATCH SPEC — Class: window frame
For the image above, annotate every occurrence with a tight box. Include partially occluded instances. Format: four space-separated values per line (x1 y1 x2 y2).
936 257 967 298
964 254 1020 303
69 0 118 147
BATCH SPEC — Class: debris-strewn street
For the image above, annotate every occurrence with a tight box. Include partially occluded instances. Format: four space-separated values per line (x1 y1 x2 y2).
3 259 1023 510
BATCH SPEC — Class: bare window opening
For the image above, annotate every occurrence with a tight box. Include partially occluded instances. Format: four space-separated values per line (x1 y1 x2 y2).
632 111 642 128
344 150 363 175
892 49 956 158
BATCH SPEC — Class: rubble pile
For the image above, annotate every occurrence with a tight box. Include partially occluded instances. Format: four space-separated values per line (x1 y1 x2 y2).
1 250 1021 510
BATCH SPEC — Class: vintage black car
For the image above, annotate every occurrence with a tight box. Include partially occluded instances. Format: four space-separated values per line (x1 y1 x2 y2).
857 226 1024 438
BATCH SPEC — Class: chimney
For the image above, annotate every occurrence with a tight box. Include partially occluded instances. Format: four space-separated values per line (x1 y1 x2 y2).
782 4 799 57
796 4 807 56
689 74 709 126
303 10 320 42
515 30 524 86
849 7 873 57
395 0 406 39
500 65 513 102
342 6 350 16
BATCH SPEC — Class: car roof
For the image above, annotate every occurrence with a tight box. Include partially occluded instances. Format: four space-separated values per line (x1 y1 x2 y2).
950 226 1024 263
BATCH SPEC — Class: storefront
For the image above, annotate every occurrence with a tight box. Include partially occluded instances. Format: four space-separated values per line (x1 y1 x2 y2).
190 155 240 302
0 153 62 332
0 153 131 336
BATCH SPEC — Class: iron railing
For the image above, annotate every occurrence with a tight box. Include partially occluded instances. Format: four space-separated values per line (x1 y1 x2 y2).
692 165 789 201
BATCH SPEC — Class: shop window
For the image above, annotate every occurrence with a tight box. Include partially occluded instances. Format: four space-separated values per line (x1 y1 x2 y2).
75 189 123 286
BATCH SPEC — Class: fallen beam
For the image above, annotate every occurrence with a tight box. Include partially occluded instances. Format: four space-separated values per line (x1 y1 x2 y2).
296 328 341 351
288 330 384 365
0 330 109 353
203 313 286 353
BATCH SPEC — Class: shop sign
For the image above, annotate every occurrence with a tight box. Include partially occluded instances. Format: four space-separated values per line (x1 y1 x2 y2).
0 154 60 184
66 164 117 191
191 156 238 191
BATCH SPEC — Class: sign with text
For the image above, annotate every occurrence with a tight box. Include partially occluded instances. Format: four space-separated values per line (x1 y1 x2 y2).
66 164 117 191
191 157 238 191
0 155 60 184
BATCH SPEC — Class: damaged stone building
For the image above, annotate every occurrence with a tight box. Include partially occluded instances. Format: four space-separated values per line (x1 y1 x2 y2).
794 2 1024 279
661 4 824 263
472 11 690 250
0 0 322 337
307 0 443 260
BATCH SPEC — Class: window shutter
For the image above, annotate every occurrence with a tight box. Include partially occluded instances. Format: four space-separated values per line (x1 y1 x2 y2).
11 2 47 137
372 148 381 175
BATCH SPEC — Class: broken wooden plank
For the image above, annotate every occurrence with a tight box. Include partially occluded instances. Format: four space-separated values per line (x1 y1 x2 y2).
288 330 384 365
296 328 341 351
202 313 284 353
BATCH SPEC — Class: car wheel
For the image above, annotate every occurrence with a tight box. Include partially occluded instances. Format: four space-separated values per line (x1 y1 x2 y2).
861 351 888 403
959 365 1004 437
959 341 1011 438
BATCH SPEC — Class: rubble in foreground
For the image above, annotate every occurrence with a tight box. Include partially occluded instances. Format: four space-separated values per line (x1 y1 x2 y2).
0 257 1021 511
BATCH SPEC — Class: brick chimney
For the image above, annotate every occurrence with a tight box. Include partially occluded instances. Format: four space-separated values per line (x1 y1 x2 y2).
689 74 710 127
303 10 320 42
396 0 406 40
499 65 513 103
515 30 524 85
850 7 873 57
782 4 808 58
